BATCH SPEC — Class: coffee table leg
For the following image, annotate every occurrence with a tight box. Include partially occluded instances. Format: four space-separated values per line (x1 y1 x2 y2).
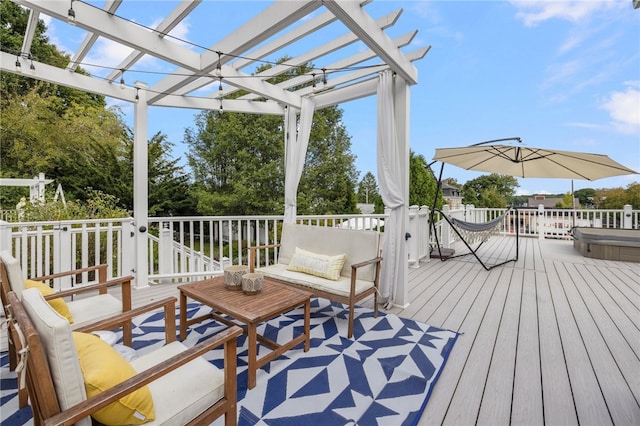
304 299 310 352
179 291 187 341
248 323 257 389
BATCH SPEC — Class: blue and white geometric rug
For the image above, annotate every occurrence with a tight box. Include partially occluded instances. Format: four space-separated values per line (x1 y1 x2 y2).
1 298 458 426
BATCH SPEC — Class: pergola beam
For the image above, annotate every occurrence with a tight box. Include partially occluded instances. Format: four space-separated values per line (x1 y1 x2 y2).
235 9 405 101
68 0 123 72
15 0 202 71
241 29 418 101
103 0 200 82
148 0 323 106
20 9 39 55
323 0 418 84
0 52 136 102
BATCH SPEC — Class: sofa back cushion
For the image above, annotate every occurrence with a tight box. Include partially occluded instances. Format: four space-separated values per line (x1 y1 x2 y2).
278 224 379 281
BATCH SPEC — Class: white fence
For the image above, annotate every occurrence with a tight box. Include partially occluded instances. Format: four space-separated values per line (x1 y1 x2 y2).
1 206 636 288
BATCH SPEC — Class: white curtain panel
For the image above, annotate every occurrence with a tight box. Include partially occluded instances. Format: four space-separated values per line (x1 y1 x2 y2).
377 70 404 306
284 97 316 223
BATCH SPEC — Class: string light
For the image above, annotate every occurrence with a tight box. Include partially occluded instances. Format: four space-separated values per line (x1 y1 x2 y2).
218 78 223 97
14 54 21 72
67 0 76 24
311 73 316 91
322 68 327 87
28 53 36 75
119 69 125 89
215 51 222 78
134 87 139 103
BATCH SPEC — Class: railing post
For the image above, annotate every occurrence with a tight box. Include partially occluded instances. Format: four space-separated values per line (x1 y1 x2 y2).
408 205 419 268
442 205 452 247
53 221 73 290
623 205 633 229
537 205 545 240
0 220 10 252
121 219 136 280
418 205 430 263
158 221 173 283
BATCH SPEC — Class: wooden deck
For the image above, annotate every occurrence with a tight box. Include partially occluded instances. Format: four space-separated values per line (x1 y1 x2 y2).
393 236 640 426
129 236 639 425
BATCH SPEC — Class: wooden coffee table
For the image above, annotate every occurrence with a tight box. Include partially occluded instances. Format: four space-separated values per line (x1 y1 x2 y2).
178 275 312 389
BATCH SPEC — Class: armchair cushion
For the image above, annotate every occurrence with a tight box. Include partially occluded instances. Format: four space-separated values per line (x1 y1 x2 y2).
129 341 226 425
286 247 346 281
72 332 155 425
25 279 74 323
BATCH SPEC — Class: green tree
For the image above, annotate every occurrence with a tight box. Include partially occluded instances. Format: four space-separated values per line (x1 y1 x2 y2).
357 172 384 213
119 132 197 216
0 0 104 109
598 183 640 209
0 87 129 205
410 151 441 209
574 188 596 207
555 193 574 208
357 172 378 203
297 107 359 215
462 173 519 208
185 59 358 216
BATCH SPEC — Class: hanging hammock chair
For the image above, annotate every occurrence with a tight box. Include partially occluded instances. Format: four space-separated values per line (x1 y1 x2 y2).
431 207 519 270
428 160 519 271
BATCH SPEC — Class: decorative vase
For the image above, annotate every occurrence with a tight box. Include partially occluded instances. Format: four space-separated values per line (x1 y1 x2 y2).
224 265 248 290
242 273 263 295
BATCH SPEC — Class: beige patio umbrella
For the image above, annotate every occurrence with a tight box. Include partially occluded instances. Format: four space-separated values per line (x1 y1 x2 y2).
432 138 637 180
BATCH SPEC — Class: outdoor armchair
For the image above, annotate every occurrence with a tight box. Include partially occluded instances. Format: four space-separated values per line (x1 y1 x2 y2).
0 250 133 408
6 289 241 426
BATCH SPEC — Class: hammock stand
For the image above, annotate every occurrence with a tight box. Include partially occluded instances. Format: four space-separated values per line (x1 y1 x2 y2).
428 161 519 271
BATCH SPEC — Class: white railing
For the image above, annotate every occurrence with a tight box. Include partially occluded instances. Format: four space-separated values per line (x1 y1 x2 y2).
1 206 636 287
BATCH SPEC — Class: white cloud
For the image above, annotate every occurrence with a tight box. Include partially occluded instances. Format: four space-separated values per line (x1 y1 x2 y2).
510 1 623 27
600 82 640 134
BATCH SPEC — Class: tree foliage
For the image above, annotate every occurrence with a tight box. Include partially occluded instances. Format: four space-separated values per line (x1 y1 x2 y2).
0 0 104 109
409 151 442 209
597 183 640 209
462 173 519 208
185 59 359 216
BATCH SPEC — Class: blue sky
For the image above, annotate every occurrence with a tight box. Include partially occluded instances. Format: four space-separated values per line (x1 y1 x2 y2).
43 0 639 196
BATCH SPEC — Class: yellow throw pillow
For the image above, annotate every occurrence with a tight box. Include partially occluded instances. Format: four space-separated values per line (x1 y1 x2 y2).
24 280 74 323
72 332 155 425
286 247 347 281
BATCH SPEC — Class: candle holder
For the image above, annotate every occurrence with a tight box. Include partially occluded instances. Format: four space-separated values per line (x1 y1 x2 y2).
242 273 263 295
224 265 248 290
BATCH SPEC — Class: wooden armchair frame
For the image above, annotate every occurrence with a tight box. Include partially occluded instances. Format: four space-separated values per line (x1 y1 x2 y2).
0 255 133 409
6 291 241 426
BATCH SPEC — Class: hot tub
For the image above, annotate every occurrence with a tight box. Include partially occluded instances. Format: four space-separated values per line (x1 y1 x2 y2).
572 227 640 263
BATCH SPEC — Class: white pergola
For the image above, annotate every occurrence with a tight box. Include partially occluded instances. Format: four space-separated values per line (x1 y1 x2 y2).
1 0 429 308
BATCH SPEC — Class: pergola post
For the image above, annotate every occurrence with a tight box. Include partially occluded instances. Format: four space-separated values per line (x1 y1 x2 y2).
133 83 149 288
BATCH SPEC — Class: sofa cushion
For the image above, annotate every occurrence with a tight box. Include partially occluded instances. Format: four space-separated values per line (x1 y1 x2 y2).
257 264 375 298
286 247 346 280
130 341 225 425
24 279 74 323
72 332 155 425
20 288 91 426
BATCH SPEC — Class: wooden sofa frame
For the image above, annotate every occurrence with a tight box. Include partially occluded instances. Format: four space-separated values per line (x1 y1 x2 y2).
249 224 382 338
